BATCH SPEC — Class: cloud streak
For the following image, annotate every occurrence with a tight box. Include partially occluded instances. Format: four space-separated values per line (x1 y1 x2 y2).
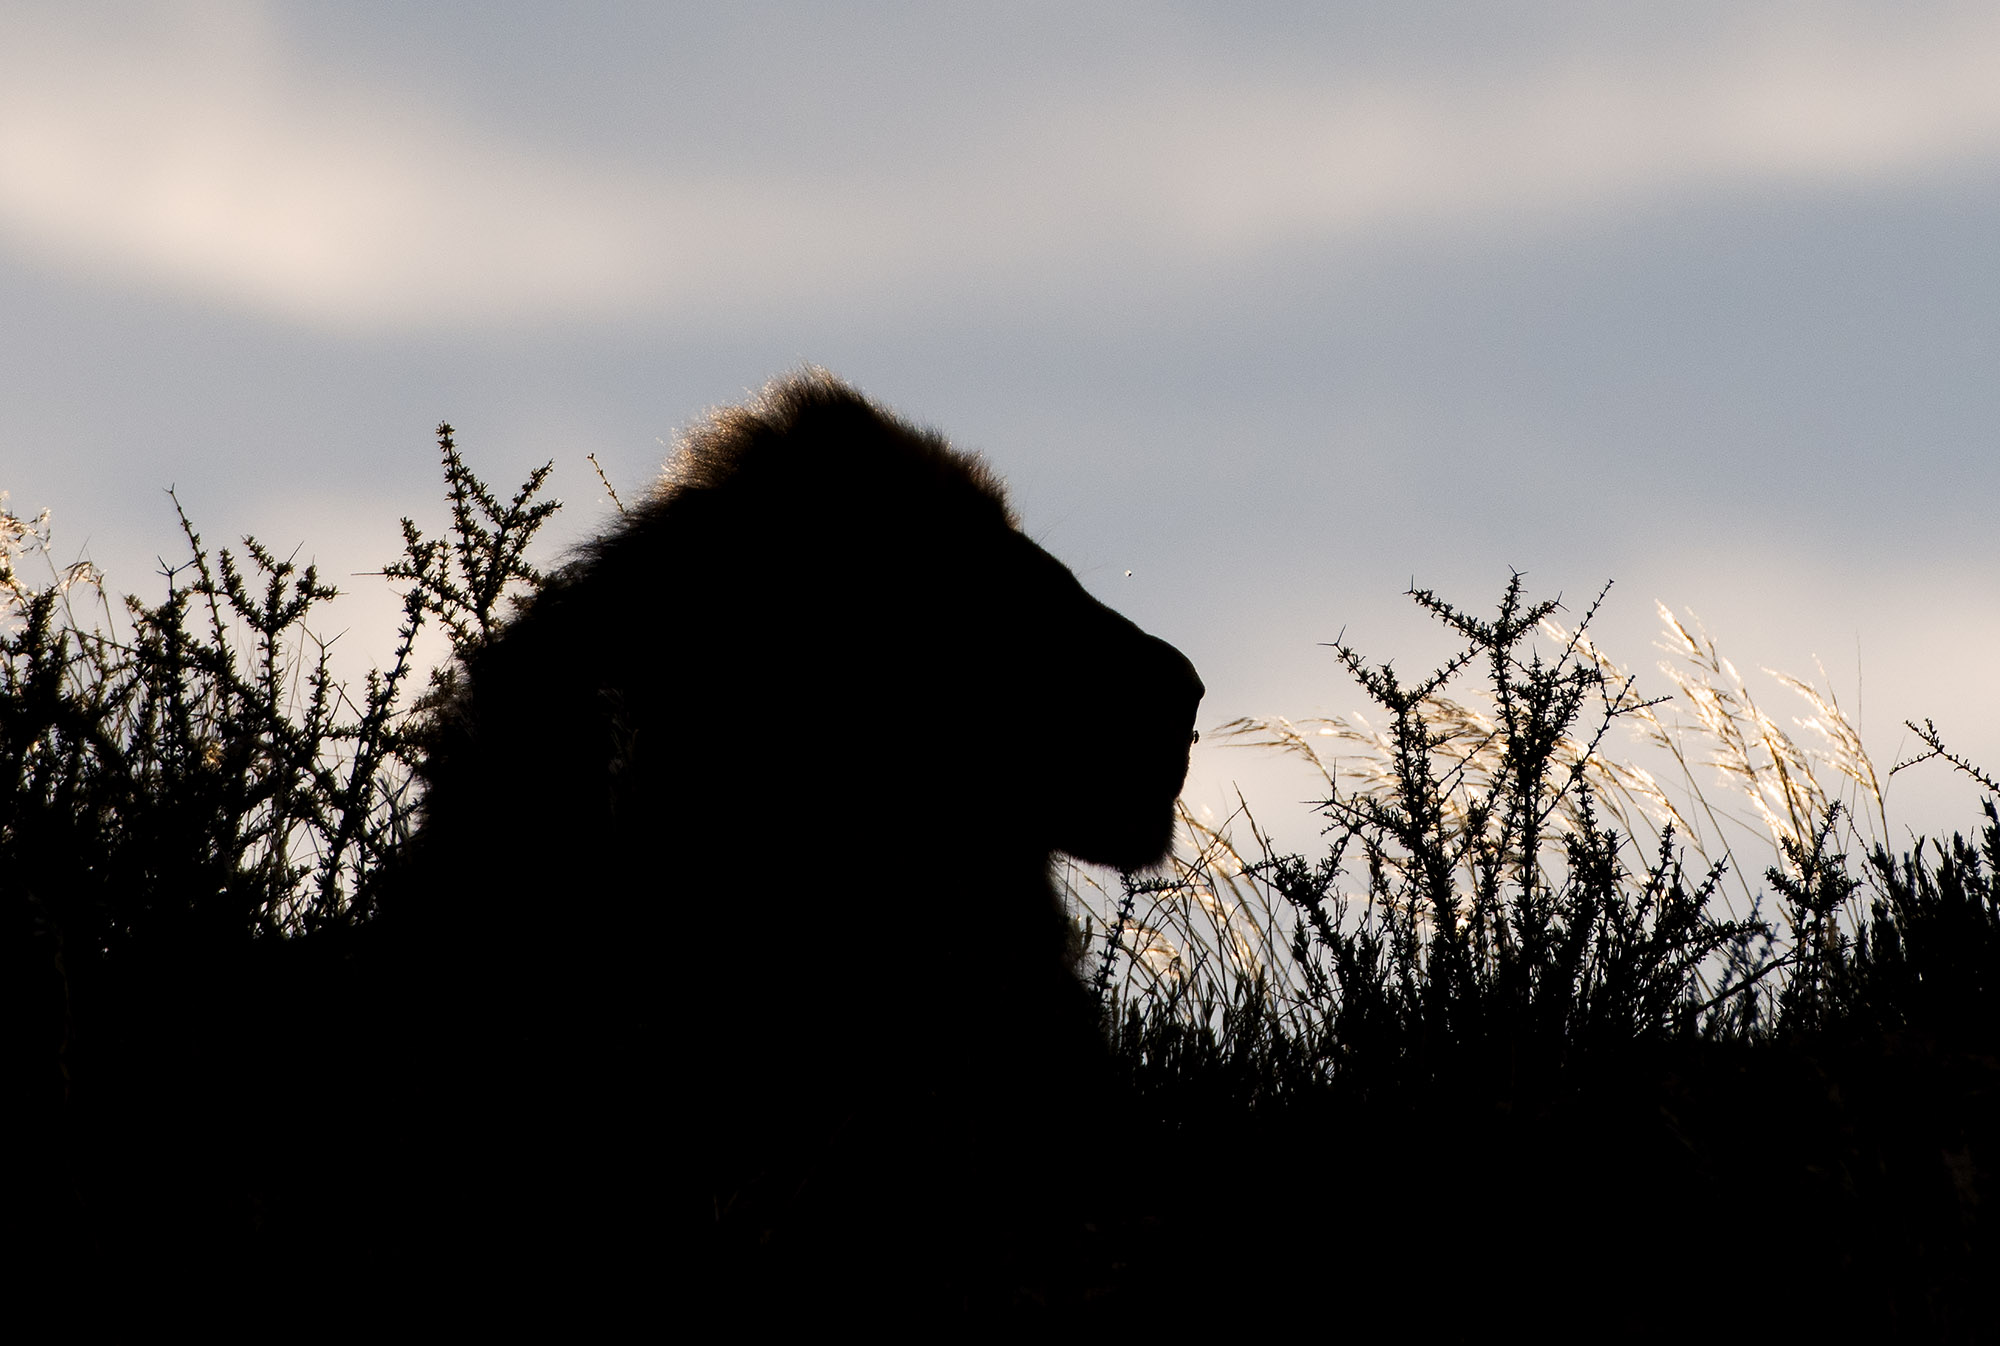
3 3 1997 332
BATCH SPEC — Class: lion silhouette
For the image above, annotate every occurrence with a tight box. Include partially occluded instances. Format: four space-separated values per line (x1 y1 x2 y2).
378 370 1203 1317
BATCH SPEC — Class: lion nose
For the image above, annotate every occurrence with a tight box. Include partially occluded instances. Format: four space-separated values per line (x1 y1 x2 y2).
1172 643 1205 716
1144 634 1204 727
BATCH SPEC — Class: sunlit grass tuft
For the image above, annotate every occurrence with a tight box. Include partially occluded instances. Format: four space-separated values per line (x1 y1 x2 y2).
1068 573 1994 1078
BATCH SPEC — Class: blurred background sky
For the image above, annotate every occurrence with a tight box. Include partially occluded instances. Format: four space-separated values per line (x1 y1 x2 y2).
3 1 1996 855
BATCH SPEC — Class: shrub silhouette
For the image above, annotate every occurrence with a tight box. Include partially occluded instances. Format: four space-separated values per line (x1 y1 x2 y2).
376 369 1205 1315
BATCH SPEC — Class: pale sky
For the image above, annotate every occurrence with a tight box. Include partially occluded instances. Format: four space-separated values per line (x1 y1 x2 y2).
4 1 1997 857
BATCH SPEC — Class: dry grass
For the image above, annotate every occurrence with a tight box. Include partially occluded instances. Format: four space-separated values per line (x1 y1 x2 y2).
1068 592 1896 1027
1070 796 1296 1012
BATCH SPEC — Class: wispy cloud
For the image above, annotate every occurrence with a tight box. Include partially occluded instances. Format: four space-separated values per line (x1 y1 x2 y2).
0 5 726 328
3 3 1997 332
1117 21 2000 248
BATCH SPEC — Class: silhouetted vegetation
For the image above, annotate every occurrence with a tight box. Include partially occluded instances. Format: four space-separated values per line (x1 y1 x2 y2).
6 434 1996 1336
1084 578 1999 1337
3 430 549 1333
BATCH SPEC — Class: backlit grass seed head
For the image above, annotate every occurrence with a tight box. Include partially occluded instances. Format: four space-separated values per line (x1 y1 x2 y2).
1 495 54 603
1117 920 1187 983
1772 666 1883 818
1641 603 1886 862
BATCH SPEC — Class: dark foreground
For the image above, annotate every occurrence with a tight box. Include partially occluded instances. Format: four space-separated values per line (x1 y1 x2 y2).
13 936 1998 1341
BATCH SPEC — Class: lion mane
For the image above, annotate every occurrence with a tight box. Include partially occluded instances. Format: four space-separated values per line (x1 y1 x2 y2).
380 370 1204 1316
